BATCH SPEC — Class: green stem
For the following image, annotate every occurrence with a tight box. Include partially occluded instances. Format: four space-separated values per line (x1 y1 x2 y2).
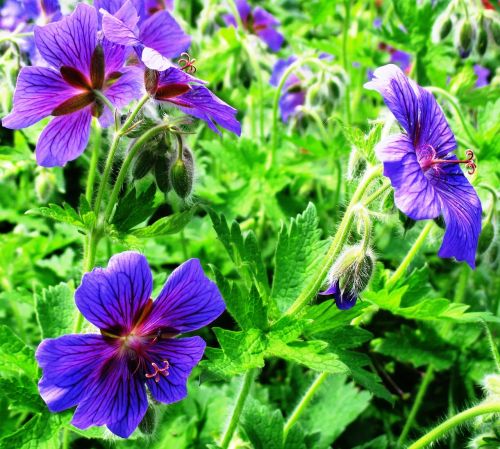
85 124 102 203
284 372 328 439
342 0 352 125
362 181 391 207
453 264 469 304
482 321 500 373
285 166 382 317
386 221 434 290
103 123 172 223
425 86 479 149
407 402 500 449
62 426 70 449
397 365 435 447
220 369 256 449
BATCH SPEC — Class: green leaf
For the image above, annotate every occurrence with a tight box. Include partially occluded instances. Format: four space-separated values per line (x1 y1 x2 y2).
267 340 349 374
0 413 60 449
131 208 195 238
26 203 86 230
112 184 157 232
0 375 44 412
372 325 455 371
203 329 266 378
209 209 270 299
353 436 388 449
0 325 37 379
212 268 267 331
78 194 96 229
295 375 372 449
271 203 328 313
35 283 76 339
241 399 284 449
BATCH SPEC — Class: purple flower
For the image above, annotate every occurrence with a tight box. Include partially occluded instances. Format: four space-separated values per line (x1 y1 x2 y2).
473 64 490 88
145 0 174 14
389 49 412 74
223 0 284 52
36 252 225 438
373 17 382 29
270 56 305 122
365 65 481 268
2 4 143 167
145 67 241 136
0 0 60 31
319 281 357 310
100 0 190 71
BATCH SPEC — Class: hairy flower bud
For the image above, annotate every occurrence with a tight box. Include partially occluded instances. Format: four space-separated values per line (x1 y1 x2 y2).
133 149 156 180
347 147 367 181
439 16 453 40
170 146 194 199
476 28 488 56
139 405 157 435
491 20 500 46
35 169 56 203
154 154 172 193
478 222 495 254
456 20 475 58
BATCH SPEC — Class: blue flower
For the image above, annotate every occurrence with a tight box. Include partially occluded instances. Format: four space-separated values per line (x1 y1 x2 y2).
365 64 482 268
36 252 225 438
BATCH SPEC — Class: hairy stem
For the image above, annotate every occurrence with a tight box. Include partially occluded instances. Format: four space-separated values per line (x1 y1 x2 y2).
397 365 435 447
284 372 328 439
285 166 382 317
342 0 352 125
386 221 434 290
85 124 102 203
407 402 500 449
220 369 256 449
482 321 500 373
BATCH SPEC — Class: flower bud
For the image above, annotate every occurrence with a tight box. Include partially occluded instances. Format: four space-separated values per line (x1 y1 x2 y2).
439 16 453 40
320 245 375 310
456 20 475 58
491 20 500 46
154 154 172 193
478 222 495 254
170 147 194 199
138 405 157 435
133 149 156 180
347 147 367 181
35 169 56 203
476 28 488 56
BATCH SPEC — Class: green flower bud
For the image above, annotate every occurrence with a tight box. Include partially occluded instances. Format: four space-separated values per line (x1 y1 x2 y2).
478 222 495 254
347 147 367 181
154 154 172 193
133 149 156 180
138 405 157 435
35 169 56 203
491 20 500 46
476 28 488 56
170 147 194 199
439 17 453 40
456 20 475 58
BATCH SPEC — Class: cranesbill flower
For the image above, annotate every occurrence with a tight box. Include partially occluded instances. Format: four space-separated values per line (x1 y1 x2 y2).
100 0 190 71
365 64 482 268
36 252 225 438
2 4 143 167
270 56 306 123
390 49 412 74
473 64 490 88
319 281 357 310
145 67 241 136
0 0 60 32
223 0 284 52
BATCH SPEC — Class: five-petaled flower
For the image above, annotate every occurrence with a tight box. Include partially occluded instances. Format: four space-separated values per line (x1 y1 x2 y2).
223 0 284 52
100 0 190 71
365 64 482 268
144 67 241 136
36 252 225 438
2 3 143 167
270 56 306 123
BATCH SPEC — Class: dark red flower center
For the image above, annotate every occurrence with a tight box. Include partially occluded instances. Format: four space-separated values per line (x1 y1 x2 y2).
52 44 122 118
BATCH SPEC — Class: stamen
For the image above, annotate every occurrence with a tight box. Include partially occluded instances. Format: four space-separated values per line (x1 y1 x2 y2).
178 52 197 74
432 149 477 175
145 360 170 383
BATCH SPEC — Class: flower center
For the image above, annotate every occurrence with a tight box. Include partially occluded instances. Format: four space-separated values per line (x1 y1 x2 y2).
418 144 476 175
